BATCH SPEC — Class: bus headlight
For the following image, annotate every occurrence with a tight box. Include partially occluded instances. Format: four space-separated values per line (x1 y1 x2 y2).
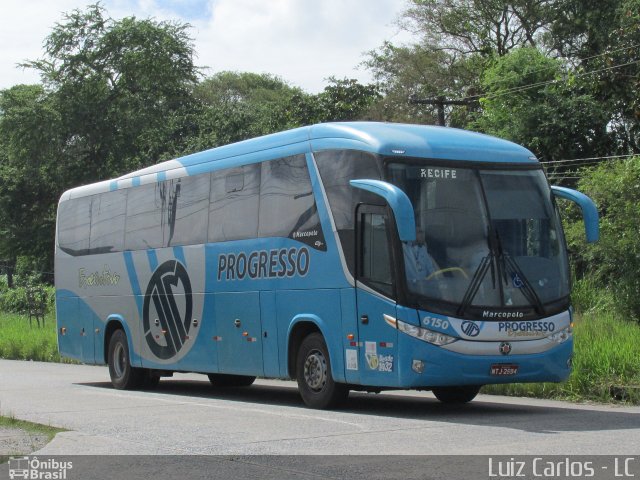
547 326 572 344
397 319 457 346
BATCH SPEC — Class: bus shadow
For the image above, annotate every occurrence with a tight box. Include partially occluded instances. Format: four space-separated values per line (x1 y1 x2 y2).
79 379 640 435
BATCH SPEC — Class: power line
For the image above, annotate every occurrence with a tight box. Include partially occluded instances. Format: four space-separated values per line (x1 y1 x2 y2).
543 154 638 164
462 58 640 102
547 176 583 180
481 42 640 88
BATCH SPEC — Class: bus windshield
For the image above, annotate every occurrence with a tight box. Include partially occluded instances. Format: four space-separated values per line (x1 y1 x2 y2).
386 162 570 319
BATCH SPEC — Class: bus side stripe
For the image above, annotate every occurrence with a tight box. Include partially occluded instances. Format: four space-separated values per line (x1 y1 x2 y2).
147 249 159 272
123 251 144 318
173 246 186 267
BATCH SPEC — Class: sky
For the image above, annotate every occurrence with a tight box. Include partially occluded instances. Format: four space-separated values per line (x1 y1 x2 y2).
0 0 414 93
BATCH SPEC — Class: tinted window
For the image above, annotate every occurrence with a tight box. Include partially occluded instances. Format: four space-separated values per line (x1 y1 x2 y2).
360 211 393 297
315 150 382 272
90 189 126 254
166 175 210 247
209 164 260 242
259 155 325 249
58 196 92 255
125 183 164 250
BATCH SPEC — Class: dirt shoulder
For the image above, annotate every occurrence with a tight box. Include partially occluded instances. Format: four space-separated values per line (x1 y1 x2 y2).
0 417 64 463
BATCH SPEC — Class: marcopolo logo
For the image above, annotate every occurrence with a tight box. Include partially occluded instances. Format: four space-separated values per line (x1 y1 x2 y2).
460 320 481 337
143 260 193 360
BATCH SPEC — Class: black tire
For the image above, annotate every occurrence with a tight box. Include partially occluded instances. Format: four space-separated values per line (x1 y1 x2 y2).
296 332 349 409
107 329 144 390
432 385 481 404
208 374 256 387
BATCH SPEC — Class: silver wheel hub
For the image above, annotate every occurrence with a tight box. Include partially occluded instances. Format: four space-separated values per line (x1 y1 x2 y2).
304 350 327 391
113 343 126 379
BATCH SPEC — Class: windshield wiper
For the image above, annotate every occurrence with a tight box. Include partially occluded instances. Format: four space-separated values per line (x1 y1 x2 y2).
493 230 545 316
503 252 545 316
457 229 546 317
457 253 492 317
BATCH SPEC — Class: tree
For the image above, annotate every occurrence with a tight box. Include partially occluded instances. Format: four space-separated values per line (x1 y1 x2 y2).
285 78 380 126
363 41 482 125
475 47 612 162
24 4 200 182
187 72 301 150
0 4 201 271
400 0 553 56
561 158 640 319
547 0 640 153
0 85 62 275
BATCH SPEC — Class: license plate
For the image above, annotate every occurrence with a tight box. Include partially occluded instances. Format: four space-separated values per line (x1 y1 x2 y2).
490 364 519 376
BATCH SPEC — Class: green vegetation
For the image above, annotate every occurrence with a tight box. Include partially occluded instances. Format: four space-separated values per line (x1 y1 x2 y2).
0 414 65 463
0 312 62 362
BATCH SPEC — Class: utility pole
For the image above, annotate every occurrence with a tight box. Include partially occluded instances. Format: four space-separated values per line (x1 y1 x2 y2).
409 96 473 126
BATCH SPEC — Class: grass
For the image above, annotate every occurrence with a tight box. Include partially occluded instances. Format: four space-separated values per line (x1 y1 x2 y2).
0 312 63 362
0 414 66 463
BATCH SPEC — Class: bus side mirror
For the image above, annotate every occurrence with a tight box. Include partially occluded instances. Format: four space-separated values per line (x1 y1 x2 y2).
551 186 600 243
350 179 416 242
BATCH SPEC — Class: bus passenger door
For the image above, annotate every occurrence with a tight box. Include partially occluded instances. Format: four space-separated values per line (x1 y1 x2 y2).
215 292 264 376
355 205 399 386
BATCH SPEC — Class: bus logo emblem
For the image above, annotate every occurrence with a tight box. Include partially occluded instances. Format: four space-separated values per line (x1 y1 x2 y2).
143 260 193 360
499 342 512 355
461 321 480 337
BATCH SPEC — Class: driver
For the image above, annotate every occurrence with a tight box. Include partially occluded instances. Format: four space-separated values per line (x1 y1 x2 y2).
403 228 438 292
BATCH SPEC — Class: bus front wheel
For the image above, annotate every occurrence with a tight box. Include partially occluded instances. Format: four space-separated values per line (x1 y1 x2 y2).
432 385 481 404
296 333 349 409
108 329 144 390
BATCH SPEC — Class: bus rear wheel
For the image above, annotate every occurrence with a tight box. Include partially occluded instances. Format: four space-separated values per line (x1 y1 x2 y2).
108 329 144 390
432 385 481 404
296 333 349 409
207 374 256 387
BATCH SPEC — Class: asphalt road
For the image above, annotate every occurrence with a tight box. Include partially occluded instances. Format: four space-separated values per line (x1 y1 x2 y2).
2 359 640 479
1 359 639 458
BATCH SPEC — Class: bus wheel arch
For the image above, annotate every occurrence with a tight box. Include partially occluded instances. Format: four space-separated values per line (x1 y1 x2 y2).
287 320 322 379
107 329 144 390
104 318 126 365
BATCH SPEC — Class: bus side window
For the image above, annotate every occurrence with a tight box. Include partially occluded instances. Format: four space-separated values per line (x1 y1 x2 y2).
209 164 260 242
359 211 394 298
90 189 126 254
125 183 164 250
258 155 323 247
166 174 210 247
58 196 92 256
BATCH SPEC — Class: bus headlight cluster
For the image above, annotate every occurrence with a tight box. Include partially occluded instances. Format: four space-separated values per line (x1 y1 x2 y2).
547 326 572 344
397 319 457 346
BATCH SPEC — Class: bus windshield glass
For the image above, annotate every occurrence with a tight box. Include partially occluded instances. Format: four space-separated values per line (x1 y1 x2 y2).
386 162 569 318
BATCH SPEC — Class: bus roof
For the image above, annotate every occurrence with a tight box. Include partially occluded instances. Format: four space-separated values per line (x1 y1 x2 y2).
62 122 538 200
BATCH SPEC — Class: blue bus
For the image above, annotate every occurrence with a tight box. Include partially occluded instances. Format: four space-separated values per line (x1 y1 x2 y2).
55 122 599 408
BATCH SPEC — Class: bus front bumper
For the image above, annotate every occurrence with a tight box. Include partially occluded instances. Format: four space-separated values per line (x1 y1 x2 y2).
397 335 573 388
